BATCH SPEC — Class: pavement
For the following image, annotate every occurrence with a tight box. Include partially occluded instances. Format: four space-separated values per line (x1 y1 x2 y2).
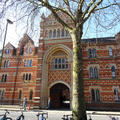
0 105 120 115
1 105 120 120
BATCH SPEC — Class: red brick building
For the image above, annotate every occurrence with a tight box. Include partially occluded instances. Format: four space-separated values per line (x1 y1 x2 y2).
0 13 120 110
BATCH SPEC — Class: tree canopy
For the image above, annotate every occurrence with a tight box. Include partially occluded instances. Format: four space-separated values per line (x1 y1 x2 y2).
0 0 120 120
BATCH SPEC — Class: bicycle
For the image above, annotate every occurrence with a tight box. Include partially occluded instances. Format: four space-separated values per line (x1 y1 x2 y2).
36 112 48 120
16 111 24 120
61 114 73 120
0 110 12 120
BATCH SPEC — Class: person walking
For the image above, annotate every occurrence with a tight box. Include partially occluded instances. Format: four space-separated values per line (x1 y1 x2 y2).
23 96 27 111
47 97 51 109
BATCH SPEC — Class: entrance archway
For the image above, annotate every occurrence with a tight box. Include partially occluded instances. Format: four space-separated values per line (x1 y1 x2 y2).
50 83 70 109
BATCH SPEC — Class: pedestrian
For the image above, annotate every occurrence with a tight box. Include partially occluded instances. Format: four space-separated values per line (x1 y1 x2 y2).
23 96 27 111
47 97 51 109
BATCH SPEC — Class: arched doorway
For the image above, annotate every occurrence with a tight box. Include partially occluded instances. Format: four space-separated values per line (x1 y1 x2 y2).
50 83 70 109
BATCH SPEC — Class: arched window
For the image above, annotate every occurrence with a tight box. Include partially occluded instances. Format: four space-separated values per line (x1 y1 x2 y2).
91 89 95 102
19 90 22 100
55 58 58 69
20 47 24 55
111 66 116 78
7 60 9 68
58 58 61 69
29 73 31 80
65 30 70 37
3 74 7 82
49 30 52 38
90 67 94 79
51 58 69 69
114 89 119 102
27 60 29 67
93 49 96 58
24 60 27 67
88 49 92 58
96 89 100 102
62 58 65 69
23 74 25 80
65 58 68 69
57 29 60 38
4 61 7 68
29 89 33 100
27 48 29 54
0 90 5 100
94 67 98 79
26 74 28 80
30 60 32 67
1 74 4 82
109 47 113 56
29 47 32 54
53 29 56 38
61 29 64 37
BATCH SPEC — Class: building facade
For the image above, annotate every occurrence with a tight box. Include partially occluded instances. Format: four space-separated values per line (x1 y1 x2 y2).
0 13 120 110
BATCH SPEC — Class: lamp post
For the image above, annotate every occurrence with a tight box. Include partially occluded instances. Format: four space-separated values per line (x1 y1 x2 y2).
0 19 13 69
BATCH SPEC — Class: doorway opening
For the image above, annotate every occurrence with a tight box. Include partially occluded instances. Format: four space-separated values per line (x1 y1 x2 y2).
50 83 70 109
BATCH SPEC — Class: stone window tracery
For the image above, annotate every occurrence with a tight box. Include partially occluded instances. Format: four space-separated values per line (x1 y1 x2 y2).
51 57 69 70
111 66 116 78
91 89 100 103
109 47 113 56
89 67 98 79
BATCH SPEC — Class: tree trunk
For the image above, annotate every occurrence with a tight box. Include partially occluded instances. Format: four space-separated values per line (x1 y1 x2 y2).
71 27 87 120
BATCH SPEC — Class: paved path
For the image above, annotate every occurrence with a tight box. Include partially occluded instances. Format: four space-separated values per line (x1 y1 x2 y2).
0 109 120 120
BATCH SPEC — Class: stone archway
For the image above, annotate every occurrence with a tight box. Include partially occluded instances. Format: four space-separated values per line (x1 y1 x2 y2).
50 83 70 109
40 44 73 108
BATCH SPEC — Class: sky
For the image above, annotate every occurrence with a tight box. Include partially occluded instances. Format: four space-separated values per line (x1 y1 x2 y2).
0 17 119 50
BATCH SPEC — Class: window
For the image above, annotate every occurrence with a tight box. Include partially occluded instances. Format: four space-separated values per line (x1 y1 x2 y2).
61 29 64 37
53 29 56 38
30 60 32 67
114 89 119 102
88 49 92 58
94 67 98 79
92 49 96 58
23 73 32 81
111 66 116 78
91 89 100 103
20 47 24 55
29 73 31 80
23 74 25 80
4 60 9 68
51 58 69 69
49 30 52 38
24 60 27 67
6 60 9 68
109 47 113 56
5 49 10 54
27 60 29 67
1 74 7 82
19 90 22 100
0 89 5 100
29 89 33 100
65 30 70 37
88 49 96 58
90 67 94 79
96 89 100 102
4 61 7 68
91 89 95 102
57 29 60 38
29 47 32 54
27 48 29 54
26 74 28 80
89 67 98 79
